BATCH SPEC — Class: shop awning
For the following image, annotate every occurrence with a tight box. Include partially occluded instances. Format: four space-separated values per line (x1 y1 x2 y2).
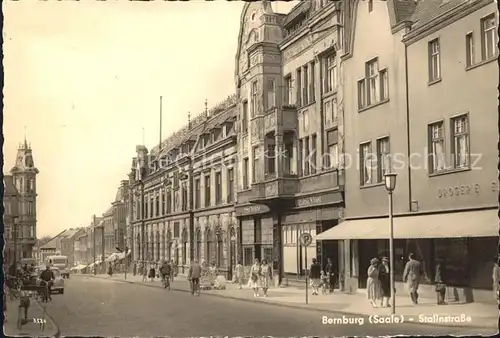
314 209 498 240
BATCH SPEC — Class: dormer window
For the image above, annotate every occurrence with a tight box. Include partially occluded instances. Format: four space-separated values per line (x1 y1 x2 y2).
224 122 234 137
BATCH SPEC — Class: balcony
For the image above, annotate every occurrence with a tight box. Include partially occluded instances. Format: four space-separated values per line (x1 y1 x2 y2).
249 176 299 204
263 106 298 134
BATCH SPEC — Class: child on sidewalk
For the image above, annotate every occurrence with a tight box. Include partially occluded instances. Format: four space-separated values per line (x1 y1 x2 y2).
319 270 329 295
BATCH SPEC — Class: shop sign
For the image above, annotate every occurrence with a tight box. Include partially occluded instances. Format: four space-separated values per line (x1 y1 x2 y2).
437 184 480 198
236 204 270 216
295 192 342 208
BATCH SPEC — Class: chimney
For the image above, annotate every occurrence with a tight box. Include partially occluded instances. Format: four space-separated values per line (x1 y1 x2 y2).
205 99 209 118
188 112 192 129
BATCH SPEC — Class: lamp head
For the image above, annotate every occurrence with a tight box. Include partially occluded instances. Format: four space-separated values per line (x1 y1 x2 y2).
384 172 397 192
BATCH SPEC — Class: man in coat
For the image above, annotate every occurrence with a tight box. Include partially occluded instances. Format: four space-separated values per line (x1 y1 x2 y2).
403 253 424 305
325 258 335 294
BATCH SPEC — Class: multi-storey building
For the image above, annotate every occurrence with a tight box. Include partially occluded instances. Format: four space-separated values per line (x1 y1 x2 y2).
103 207 114 259
315 0 498 300
128 97 238 277
74 228 88 265
9 139 39 260
4 175 19 266
234 0 344 282
112 181 128 254
60 228 81 267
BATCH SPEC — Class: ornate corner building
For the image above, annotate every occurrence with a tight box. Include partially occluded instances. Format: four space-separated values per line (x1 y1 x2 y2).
6 139 39 263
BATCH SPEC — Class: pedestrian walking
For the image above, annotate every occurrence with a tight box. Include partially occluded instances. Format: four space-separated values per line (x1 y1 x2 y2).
319 271 329 295
402 253 424 305
142 263 148 283
259 259 273 297
325 257 335 294
493 258 500 301
366 258 382 308
308 258 321 295
249 258 261 297
234 260 245 290
107 264 113 277
149 263 156 282
378 257 391 307
434 257 447 305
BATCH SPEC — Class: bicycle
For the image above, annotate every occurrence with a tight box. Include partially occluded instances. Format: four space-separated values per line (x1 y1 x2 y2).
161 275 171 290
189 278 200 296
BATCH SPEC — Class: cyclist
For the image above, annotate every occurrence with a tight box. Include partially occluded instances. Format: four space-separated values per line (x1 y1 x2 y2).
188 259 202 295
39 266 55 301
159 261 171 287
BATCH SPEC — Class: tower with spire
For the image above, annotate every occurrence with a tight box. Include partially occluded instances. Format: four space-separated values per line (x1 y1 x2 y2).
10 133 39 260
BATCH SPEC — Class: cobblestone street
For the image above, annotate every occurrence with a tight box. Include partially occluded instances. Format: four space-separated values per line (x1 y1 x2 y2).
39 275 495 336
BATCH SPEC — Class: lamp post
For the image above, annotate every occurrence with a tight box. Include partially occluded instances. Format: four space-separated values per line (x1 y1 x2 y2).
384 172 397 315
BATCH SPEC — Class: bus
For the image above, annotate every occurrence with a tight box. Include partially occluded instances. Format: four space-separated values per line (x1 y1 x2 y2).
46 255 70 279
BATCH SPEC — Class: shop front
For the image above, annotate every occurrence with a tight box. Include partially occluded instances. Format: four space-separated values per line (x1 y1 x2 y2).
315 208 498 302
235 204 274 268
282 191 343 279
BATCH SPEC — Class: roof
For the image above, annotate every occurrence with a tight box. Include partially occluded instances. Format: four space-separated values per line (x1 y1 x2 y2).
103 206 114 216
40 230 67 249
391 0 418 23
3 175 18 196
152 94 238 158
114 184 126 203
60 228 80 240
410 0 465 29
282 1 310 27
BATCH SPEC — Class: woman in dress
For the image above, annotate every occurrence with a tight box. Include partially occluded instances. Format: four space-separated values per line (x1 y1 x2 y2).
366 258 382 308
248 258 261 297
259 259 273 297
378 257 391 307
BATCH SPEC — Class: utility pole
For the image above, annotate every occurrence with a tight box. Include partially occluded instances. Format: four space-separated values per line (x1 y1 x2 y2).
93 227 96 275
101 226 105 274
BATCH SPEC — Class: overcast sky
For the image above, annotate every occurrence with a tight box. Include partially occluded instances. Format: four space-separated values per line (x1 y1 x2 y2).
3 1 298 237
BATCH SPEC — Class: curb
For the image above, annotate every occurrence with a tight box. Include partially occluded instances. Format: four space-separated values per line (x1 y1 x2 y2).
83 275 494 330
33 298 61 338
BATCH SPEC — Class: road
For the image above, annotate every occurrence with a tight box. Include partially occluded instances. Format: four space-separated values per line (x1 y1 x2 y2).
43 276 493 336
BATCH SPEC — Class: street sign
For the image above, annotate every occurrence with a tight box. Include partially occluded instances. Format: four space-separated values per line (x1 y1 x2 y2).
299 232 313 247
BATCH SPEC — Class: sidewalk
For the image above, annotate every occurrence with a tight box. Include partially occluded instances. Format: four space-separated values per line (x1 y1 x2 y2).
86 273 498 329
3 296 59 337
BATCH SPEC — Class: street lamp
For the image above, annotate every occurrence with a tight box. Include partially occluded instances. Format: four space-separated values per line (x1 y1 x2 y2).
384 172 397 314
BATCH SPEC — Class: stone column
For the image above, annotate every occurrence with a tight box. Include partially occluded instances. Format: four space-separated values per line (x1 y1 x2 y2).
275 132 284 176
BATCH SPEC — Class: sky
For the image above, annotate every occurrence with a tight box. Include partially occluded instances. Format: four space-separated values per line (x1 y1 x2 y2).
3 0 299 238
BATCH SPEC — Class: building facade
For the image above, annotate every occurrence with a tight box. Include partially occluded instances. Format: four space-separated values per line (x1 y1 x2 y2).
9 139 39 260
74 228 88 265
315 0 498 300
3 175 19 266
112 181 128 253
128 97 239 277
60 228 80 267
103 207 114 259
234 0 344 282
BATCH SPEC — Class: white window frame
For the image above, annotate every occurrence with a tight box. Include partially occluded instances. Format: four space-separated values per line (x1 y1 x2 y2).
481 14 497 60
326 54 337 93
267 79 276 109
429 121 446 173
324 100 332 125
252 146 259 183
332 98 338 122
285 76 293 105
367 59 379 105
376 137 390 182
465 32 474 67
451 114 470 169
359 142 373 186
428 39 441 82
251 81 258 117
328 143 339 169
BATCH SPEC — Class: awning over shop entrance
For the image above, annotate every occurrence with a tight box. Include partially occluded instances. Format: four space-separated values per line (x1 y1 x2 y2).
314 209 497 240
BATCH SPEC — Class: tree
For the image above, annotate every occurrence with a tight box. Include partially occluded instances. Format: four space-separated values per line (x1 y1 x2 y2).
37 236 52 246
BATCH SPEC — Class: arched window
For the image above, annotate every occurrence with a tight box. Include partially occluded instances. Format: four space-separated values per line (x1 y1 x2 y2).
206 229 213 264
195 229 202 262
216 229 224 268
156 231 160 261
166 230 172 261
182 228 188 265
